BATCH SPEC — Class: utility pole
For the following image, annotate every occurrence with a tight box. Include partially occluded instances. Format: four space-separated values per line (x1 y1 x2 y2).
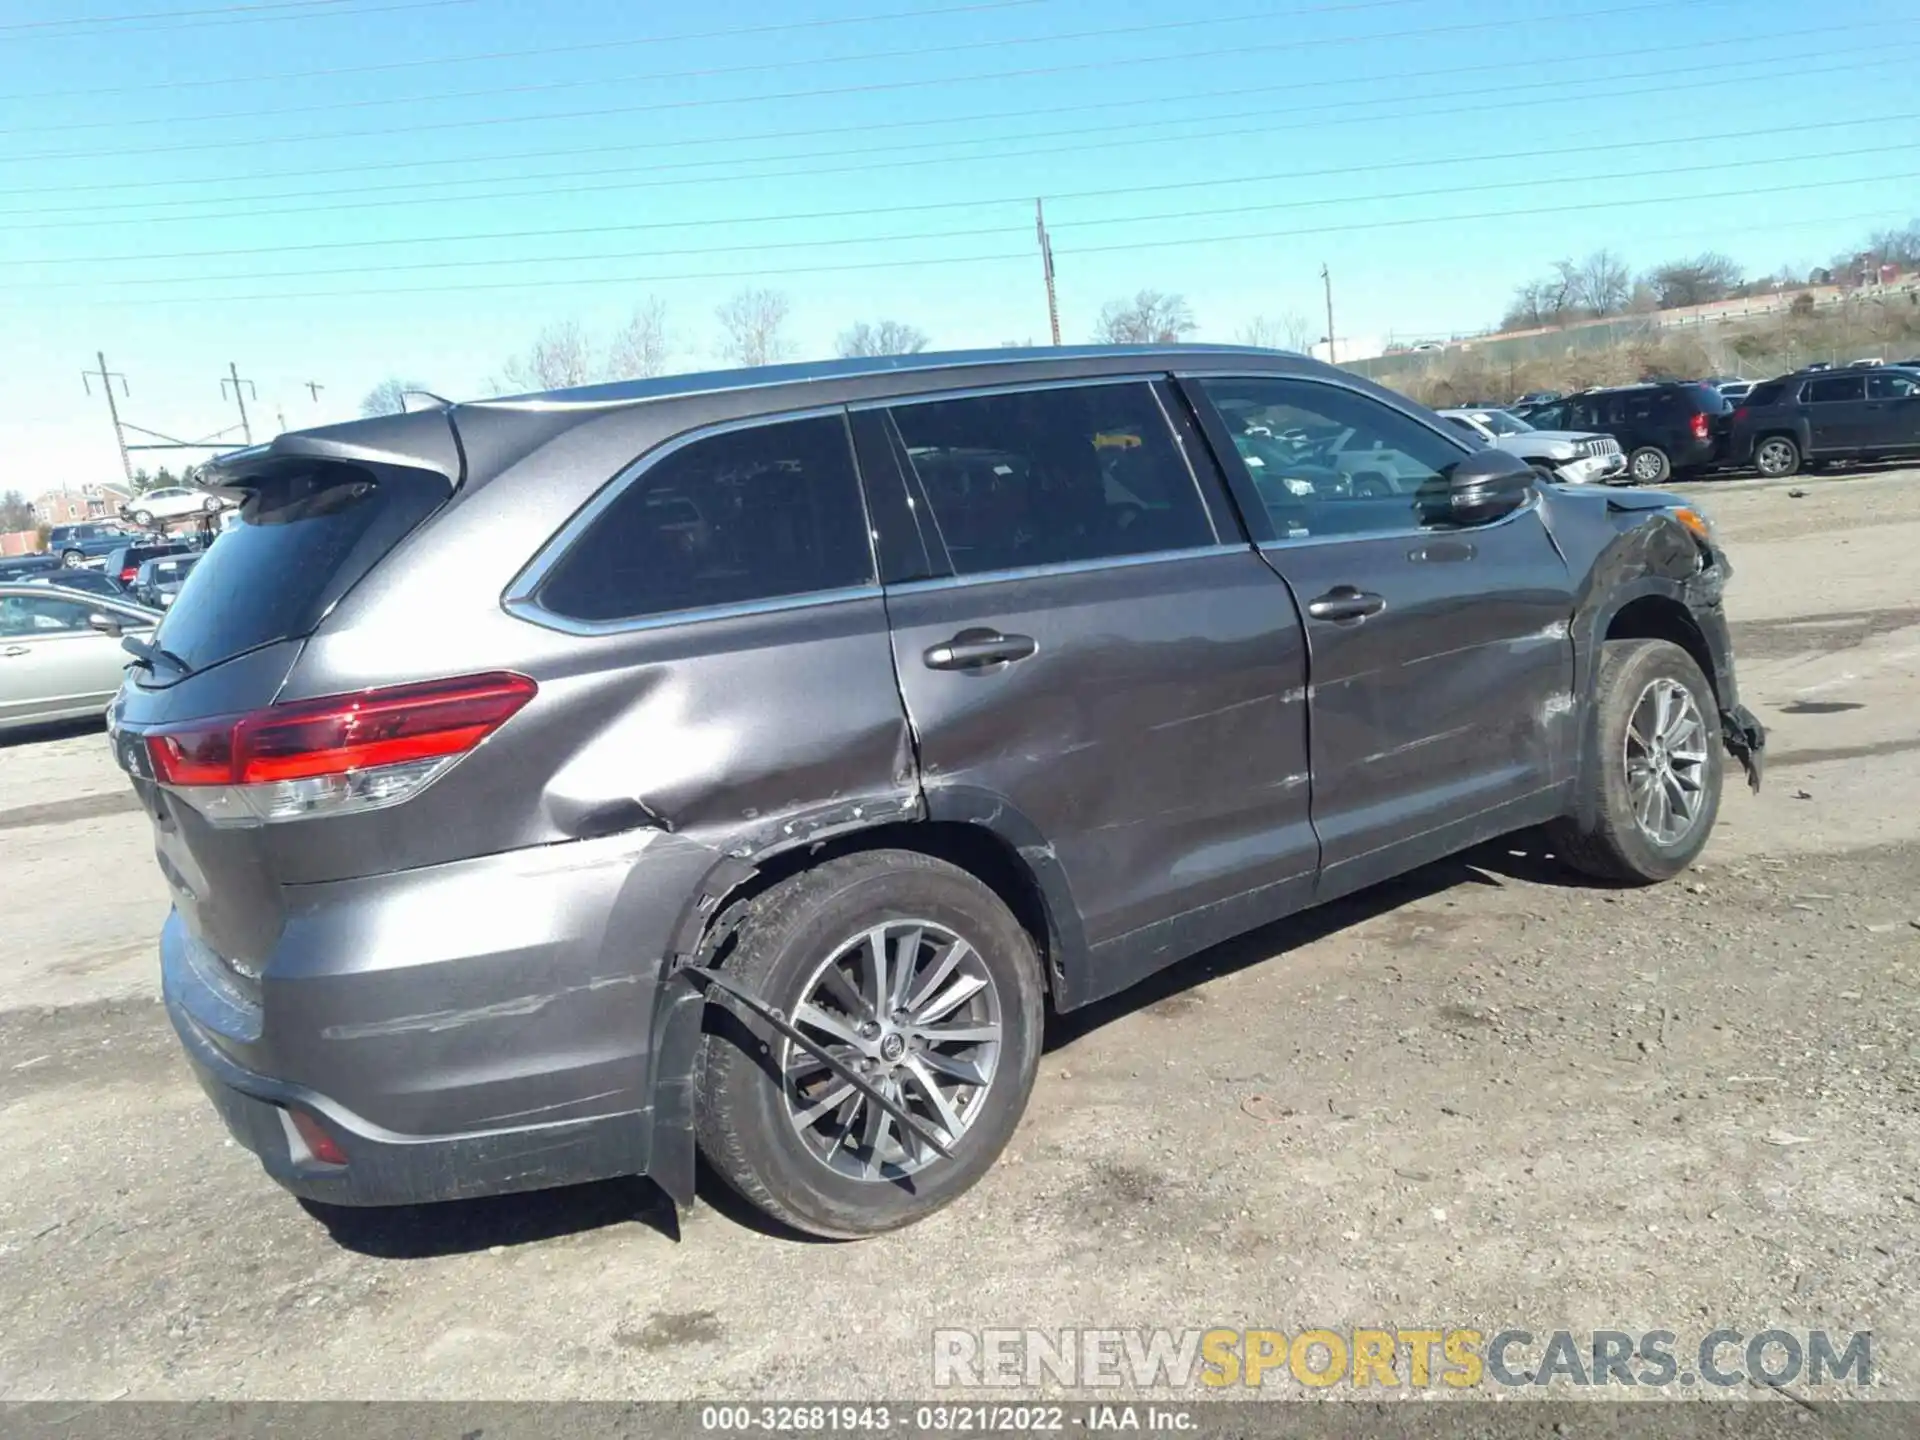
1035 198 1062 347
82 351 135 486
1320 263 1338 365
303 380 325 403
221 361 257 446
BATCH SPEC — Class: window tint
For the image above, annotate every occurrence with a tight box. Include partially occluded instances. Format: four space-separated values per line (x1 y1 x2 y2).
886 383 1212 576
1868 371 1918 399
1807 375 1866 404
1745 380 1789 407
1197 376 1468 538
538 414 873 624
1687 385 1731 415
0 594 92 637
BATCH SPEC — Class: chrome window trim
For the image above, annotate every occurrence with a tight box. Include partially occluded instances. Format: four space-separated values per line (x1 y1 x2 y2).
888 543 1248 595
504 403 882 637
847 372 1170 411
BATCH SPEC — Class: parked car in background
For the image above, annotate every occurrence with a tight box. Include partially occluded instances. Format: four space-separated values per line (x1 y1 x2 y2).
1522 382 1731 483
0 583 160 732
0 553 61 582
131 552 202 609
121 486 225 528
103 540 196 589
1716 381 1755 404
1728 364 1920 476
47 521 138 569
1435 407 1626 484
1513 390 1561 407
23 569 129 601
111 345 1765 1240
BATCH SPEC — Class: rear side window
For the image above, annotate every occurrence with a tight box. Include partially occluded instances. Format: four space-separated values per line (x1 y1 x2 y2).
886 382 1212 576
1868 371 1918 399
537 414 873 624
155 464 447 674
1807 375 1866 404
1745 380 1790 406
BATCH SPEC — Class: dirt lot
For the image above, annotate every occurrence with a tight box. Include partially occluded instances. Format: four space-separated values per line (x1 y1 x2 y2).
2 466 1918 1404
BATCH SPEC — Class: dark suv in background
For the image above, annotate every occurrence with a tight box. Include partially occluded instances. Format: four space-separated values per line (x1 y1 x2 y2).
1729 364 1920 476
1521 382 1731 484
112 346 1764 1240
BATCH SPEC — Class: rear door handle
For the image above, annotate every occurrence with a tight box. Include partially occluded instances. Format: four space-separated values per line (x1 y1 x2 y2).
1306 586 1386 622
923 629 1038 671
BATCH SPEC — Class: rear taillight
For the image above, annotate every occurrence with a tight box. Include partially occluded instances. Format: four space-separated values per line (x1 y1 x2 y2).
120 566 138 582
1733 406 1749 423
144 672 535 826
1690 412 1711 440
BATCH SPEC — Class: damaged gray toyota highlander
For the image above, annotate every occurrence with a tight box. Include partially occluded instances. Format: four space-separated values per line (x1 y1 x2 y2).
111 346 1765 1239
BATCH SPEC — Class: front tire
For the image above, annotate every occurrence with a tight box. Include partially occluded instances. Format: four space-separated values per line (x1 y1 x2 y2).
1753 435 1801 478
696 851 1045 1239
1628 446 1671 485
60 549 82 568
1551 639 1723 884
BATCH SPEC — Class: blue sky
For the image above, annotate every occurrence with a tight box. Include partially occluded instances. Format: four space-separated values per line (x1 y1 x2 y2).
1 0 1916 488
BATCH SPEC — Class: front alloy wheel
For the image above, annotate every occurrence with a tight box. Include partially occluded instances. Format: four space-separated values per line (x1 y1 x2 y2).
784 920 1002 1181
1624 678 1710 847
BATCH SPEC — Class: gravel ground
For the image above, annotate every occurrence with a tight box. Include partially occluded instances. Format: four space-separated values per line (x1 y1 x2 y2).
2 464 1917 1404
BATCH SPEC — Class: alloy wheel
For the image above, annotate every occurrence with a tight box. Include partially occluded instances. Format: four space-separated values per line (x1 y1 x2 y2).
1625 678 1710 846
1756 439 1796 477
783 919 1002 1181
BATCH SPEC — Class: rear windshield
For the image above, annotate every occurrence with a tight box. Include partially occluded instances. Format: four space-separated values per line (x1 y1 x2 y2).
1686 385 1731 414
153 463 446 674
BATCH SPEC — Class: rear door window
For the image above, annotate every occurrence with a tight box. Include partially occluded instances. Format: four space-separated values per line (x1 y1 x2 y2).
1807 376 1867 404
154 463 447 675
1868 371 1918 399
536 414 874 625
885 382 1213 576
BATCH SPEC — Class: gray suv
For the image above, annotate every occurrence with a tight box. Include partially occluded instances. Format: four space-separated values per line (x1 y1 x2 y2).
111 346 1765 1239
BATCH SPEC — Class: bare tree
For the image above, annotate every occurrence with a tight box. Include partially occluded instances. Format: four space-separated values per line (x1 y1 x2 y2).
606 297 673 379
359 376 426 417
835 319 930 358
1644 253 1743 309
1094 289 1196 344
495 320 598 393
1574 249 1632 317
1236 311 1313 351
716 287 794 368
0 489 32 532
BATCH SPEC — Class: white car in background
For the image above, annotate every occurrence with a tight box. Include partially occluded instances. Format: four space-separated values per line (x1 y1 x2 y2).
1436 407 1628 484
119 486 225 528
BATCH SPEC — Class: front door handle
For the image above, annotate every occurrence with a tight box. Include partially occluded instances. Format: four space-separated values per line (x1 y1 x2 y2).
1306 586 1386 622
923 628 1038 671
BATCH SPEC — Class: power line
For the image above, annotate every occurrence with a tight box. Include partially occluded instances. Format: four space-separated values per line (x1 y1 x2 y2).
33 141 1914 289
0 0 1755 164
0 0 1067 98
86 176 1920 308
0 0 477 40
0 0 1433 136
0 0 376 31
0 20 1875 201
17 95 1911 269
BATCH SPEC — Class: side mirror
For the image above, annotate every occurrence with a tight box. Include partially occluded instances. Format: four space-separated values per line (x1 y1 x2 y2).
88 612 123 638
1422 447 1535 526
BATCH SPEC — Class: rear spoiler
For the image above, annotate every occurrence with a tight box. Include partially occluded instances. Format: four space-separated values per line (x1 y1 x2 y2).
195 408 465 501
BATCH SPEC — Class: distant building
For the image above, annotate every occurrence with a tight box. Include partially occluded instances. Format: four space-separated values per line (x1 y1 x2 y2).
31 483 130 524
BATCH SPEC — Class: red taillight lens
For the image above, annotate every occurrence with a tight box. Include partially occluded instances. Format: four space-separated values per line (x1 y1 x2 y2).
288 1109 348 1166
1691 412 1711 440
120 566 138 582
146 672 536 788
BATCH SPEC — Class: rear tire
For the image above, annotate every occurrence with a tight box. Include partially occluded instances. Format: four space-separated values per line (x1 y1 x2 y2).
1550 639 1723 885
696 851 1045 1239
1753 435 1801 478
60 550 82 568
132 510 154 528
1628 447 1671 485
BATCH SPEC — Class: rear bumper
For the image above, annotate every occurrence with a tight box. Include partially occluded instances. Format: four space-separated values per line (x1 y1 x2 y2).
159 827 723 1206
168 995 649 1206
